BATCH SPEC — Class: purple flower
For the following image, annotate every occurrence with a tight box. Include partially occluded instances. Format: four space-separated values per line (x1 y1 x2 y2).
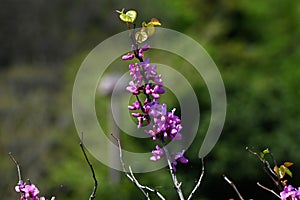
146 103 182 142
15 180 56 200
150 145 164 161
166 109 182 140
126 81 140 95
129 63 143 87
15 180 26 193
123 43 188 166
122 53 135 60
138 49 144 58
145 103 167 140
137 115 150 128
128 100 141 110
141 44 150 51
15 181 40 200
280 185 300 200
141 58 164 85
145 84 165 99
174 150 189 163
172 150 189 172
148 102 166 117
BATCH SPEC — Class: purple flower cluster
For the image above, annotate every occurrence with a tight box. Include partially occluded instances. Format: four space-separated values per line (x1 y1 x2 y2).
280 185 300 200
15 180 56 200
124 44 188 170
150 145 164 161
146 102 182 141
126 58 164 98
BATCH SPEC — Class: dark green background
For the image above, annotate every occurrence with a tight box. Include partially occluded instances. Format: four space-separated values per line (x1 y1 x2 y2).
1 0 300 199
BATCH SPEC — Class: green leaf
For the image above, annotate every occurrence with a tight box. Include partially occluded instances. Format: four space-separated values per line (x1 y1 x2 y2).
135 30 148 43
262 148 270 154
278 165 286 179
125 10 137 22
285 167 293 178
146 24 155 37
259 152 265 159
116 9 137 23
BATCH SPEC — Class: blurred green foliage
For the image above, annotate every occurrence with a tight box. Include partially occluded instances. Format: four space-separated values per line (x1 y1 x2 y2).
1 0 300 199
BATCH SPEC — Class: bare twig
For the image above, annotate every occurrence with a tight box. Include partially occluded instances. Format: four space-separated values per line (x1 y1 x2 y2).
80 133 98 200
257 182 281 199
223 174 245 200
187 158 205 200
9 152 22 181
9 152 23 199
111 134 165 200
162 145 185 200
129 166 166 200
246 147 277 177
246 147 281 190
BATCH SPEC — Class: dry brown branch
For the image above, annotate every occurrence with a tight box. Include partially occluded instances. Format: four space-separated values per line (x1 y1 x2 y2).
80 133 98 200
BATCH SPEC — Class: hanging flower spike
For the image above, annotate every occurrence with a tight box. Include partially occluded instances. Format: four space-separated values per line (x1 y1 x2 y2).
116 9 137 23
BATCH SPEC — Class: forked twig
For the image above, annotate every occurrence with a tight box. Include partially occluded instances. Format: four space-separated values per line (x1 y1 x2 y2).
257 182 281 199
246 147 277 177
223 174 246 200
128 166 166 200
246 147 281 190
111 134 165 200
187 158 205 200
80 133 98 200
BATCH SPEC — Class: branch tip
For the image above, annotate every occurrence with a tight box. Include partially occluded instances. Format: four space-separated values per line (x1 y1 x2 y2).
80 132 98 200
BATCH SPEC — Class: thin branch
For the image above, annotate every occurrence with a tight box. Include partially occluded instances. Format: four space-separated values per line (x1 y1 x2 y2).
257 182 281 199
246 147 281 190
129 166 166 200
223 174 245 200
9 152 22 181
9 152 22 199
187 158 205 200
269 152 278 167
111 134 165 200
80 133 98 200
162 145 185 200
246 147 277 177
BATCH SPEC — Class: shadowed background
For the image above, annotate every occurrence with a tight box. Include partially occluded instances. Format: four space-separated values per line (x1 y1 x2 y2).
1 0 300 199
